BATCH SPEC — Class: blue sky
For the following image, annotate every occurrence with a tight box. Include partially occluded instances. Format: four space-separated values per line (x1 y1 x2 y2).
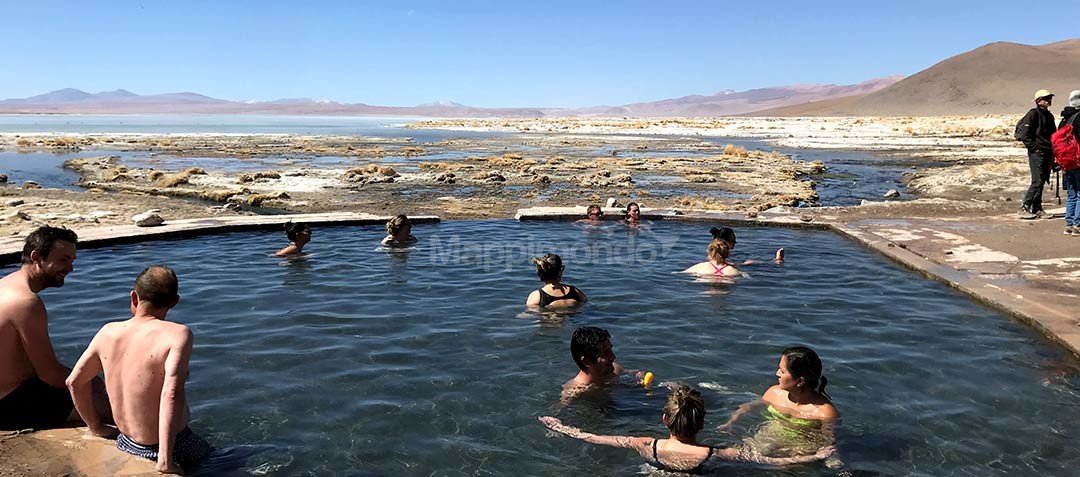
2 1 1071 107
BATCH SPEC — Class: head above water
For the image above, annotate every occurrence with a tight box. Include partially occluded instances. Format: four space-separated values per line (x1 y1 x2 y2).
532 253 564 282
134 265 179 311
586 204 603 218
663 384 705 441
781 346 830 398
709 226 736 247
386 214 412 237
570 326 613 373
625 202 640 218
707 238 731 263
284 221 311 243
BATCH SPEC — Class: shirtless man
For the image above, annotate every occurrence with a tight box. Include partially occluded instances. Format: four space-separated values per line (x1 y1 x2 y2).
561 326 632 404
67 266 212 474
0 226 88 430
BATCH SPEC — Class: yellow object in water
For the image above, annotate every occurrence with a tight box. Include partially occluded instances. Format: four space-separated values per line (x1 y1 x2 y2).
643 371 654 387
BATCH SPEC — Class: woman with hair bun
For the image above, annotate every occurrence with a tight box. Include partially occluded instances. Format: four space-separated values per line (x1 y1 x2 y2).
719 346 838 434
539 384 833 472
381 214 417 247
709 226 784 265
275 222 311 256
682 238 741 278
526 253 587 309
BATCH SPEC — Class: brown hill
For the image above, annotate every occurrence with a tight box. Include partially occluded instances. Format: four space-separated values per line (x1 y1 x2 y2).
758 38 1080 116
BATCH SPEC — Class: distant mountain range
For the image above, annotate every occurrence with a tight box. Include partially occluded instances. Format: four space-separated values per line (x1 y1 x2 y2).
9 36 1076 118
0 78 902 118
757 38 1080 116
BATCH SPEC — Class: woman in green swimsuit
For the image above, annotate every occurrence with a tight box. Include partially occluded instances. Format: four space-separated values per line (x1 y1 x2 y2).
719 347 838 455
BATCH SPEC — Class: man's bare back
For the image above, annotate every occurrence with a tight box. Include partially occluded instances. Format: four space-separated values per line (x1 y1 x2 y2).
68 265 210 474
95 318 192 444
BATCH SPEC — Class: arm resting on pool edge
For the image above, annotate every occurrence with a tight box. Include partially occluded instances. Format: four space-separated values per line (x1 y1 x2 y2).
66 327 111 437
539 416 651 454
717 398 768 432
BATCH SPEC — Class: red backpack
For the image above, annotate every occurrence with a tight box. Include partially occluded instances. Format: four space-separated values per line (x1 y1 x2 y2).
1052 114 1080 171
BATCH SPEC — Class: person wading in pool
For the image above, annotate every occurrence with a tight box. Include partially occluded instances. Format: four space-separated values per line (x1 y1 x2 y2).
381 214 418 247
718 346 838 439
561 326 630 404
0 226 109 430
575 204 604 224
67 266 212 474
541 384 834 472
710 226 784 265
275 221 312 257
682 238 741 278
526 254 588 310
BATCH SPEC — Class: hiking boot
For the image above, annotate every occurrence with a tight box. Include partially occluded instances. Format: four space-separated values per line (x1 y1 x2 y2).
1066 226 1075 236
1034 209 1047 219
1073 227 1080 237
1018 209 1037 220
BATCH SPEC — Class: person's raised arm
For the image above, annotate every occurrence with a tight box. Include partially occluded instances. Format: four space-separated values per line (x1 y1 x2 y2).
156 329 193 474
539 416 651 456
66 329 111 437
15 298 70 389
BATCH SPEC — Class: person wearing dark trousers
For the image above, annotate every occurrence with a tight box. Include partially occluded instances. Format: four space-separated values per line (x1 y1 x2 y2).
1017 89 1057 219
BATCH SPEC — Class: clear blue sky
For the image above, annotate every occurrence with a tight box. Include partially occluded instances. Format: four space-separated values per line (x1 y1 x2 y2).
2 0 1070 107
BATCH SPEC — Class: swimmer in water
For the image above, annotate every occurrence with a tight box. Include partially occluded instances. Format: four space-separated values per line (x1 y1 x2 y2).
275 222 311 257
540 384 834 472
682 238 741 278
526 254 587 310
381 214 418 247
560 326 624 403
710 226 784 265
719 346 838 436
575 204 604 224
624 202 641 225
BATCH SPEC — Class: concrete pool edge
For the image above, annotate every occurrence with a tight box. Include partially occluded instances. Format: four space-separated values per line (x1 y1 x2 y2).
0 212 441 264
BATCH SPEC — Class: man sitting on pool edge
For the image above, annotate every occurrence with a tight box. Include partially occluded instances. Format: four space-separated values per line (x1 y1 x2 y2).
562 326 640 404
67 265 212 474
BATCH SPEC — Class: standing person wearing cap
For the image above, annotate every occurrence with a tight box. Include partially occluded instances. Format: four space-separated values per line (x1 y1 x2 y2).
1016 90 1057 219
1059 90 1080 235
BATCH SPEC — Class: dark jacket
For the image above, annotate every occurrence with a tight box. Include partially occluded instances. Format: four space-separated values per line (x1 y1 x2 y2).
1018 107 1056 152
1060 106 1080 141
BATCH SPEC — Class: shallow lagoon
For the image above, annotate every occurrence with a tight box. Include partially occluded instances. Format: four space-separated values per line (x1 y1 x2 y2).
14 221 1080 476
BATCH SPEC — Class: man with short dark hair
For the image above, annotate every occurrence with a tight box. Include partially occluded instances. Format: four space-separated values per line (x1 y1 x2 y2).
562 326 631 404
0 226 89 430
67 265 212 474
1017 89 1058 219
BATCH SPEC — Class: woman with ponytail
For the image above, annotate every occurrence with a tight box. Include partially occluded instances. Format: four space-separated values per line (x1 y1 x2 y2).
719 346 838 436
526 254 587 309
539 384 833 472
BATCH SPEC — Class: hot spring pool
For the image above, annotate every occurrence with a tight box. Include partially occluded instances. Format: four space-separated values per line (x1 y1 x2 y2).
17 220 1080 476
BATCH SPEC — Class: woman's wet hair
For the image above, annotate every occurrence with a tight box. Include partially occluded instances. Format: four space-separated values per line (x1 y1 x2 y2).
284 221 310 242
532 253 564 282
586 204 602 217
570 326 610 371
709 226 736 246
706 238 731 263
625 202 640 215
663 384 705 440
386 214 411 236
783 346 830 399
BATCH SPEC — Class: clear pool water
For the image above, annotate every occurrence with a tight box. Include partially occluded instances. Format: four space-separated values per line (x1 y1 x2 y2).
16 221 1080 476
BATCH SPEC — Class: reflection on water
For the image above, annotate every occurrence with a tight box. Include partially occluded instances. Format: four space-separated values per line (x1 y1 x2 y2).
8 221 1080 476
